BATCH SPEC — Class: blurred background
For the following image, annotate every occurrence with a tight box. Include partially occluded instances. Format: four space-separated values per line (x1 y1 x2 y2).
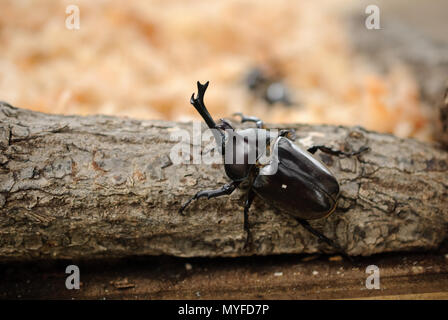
1 0 447 142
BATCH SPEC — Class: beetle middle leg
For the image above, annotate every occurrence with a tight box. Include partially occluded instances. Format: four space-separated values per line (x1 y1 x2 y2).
179 182 238 215
307 145 369 157
233 112 264 129
243 190 255 250
295 218 353 261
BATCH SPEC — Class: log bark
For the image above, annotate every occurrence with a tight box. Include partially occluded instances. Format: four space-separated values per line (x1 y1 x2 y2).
0 102 447 261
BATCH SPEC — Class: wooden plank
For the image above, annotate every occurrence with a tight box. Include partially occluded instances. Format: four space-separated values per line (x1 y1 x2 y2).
1 250 447 299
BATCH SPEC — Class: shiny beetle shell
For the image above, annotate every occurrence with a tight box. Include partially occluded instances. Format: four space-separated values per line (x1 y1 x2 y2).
253 136 340 220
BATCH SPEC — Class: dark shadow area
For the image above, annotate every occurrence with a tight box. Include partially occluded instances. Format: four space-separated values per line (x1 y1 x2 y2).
1 241 447 299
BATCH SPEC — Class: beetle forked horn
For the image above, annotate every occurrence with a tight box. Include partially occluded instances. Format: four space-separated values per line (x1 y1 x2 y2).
190 81 224 154
190 81 217 130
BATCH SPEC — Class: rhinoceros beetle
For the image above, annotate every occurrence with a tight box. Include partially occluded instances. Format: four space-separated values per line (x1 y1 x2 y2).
179 81 369 257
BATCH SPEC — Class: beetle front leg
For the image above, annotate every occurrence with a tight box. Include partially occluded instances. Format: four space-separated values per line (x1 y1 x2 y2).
307 145 369 157
233 112 264 129
179 182 238 215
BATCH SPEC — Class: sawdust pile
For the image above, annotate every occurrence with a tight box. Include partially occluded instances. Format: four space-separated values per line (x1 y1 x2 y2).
0 0 431 140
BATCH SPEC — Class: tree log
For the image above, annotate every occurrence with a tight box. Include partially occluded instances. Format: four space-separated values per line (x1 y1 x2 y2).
0 102 447 261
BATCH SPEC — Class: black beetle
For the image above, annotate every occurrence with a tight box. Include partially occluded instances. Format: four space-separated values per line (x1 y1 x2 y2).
180 81 369 257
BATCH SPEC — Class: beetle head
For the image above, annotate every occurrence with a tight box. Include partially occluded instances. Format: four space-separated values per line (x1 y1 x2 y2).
215 118 234 131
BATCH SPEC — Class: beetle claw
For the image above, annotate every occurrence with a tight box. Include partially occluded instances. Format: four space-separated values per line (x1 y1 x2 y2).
243 234 252 251
349 146 370 157
179 198 193 215
359 146 370 153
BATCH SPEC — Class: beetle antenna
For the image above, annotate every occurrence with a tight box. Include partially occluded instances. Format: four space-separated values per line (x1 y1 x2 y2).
190 81 224 153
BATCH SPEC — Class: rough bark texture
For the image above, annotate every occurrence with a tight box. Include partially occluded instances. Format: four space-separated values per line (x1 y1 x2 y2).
0 102 447 261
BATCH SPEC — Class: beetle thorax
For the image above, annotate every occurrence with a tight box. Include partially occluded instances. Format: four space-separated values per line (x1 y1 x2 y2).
222 128 272 182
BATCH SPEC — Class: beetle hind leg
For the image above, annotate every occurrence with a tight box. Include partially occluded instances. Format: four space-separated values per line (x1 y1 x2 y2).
296 218 353 262
233 112 264 129
179 182 237 215
307 145 369 157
